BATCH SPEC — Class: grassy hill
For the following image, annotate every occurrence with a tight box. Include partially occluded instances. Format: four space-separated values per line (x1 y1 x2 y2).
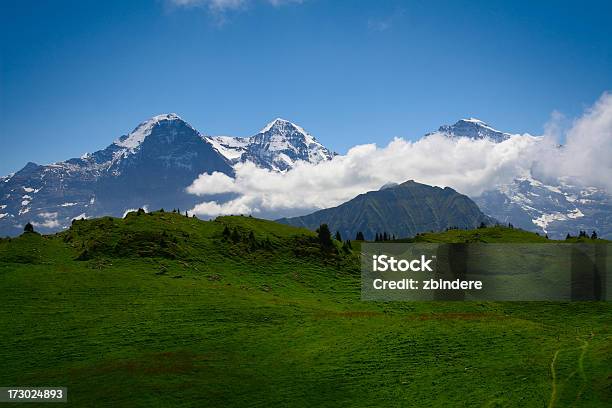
0 212 610 407
278 180 494 241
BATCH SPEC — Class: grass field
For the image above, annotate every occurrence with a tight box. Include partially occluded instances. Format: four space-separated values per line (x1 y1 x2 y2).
0 212 610 407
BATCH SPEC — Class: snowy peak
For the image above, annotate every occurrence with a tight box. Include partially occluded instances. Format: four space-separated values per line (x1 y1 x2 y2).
208 118 334 172
435 118 512 143
252 118 317 150
114 113 188 149
259 118 310 138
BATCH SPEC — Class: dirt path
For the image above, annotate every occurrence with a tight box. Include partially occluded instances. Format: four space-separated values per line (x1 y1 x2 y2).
548 336 591 408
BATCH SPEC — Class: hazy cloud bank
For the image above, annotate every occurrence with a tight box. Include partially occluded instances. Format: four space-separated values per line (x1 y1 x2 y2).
187 93 612 218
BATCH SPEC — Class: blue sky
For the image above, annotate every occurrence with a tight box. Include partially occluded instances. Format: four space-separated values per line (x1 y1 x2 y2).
1 0 611 175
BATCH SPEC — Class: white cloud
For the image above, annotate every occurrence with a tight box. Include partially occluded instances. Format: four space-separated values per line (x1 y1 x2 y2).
187 92 612 219
122 206 149 218
191 196 254 216
533 92 612 191
187 134 541 217
32 212 60 229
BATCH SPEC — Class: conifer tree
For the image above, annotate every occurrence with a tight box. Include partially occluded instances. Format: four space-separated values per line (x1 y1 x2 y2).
222 225 230 239
316 224 333 250
335 231 342 242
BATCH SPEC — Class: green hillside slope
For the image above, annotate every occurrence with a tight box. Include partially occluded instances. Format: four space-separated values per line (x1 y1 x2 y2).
278 180 494 241
0 212 610 407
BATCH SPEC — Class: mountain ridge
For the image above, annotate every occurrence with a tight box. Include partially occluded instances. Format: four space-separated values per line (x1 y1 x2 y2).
277 180 495 240
1 115 609 238
0 114 335 236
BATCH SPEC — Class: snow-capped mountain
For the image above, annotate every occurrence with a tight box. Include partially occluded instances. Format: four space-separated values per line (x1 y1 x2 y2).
433 119 610 238
431 118 513 142
473 176 611 239
0 114 233 236
0 115 335 236
1 115 608 239
207 118 334 172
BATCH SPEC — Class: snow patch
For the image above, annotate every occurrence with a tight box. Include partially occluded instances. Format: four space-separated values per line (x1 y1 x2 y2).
567 208 584 219
207 136 248 160
532 213 568 232
114 113 183 149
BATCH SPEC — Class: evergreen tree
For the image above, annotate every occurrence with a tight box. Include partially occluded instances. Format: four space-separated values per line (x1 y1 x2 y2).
566 233 572 240
335 231 342 242
355 231 365 241
222 225 230 240
24 222 34 233
591 231 598 240
230 228 241 243
248 231 257 249
316 224 334 250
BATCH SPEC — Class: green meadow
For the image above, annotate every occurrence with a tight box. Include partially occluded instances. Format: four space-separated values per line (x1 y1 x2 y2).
0 212 610 407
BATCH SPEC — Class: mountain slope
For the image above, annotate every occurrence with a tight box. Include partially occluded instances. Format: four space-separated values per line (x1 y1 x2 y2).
430 118 513 142
278 180 494 240
428 119 611 239
207 118 334 171
0 114 233 236
2 213 609 407
473 176 612 238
